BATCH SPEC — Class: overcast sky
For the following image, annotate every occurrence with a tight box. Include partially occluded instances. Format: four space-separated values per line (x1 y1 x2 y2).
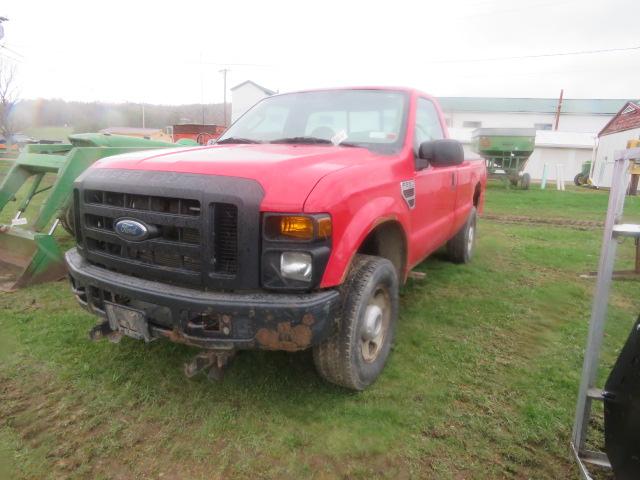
2 0 639 104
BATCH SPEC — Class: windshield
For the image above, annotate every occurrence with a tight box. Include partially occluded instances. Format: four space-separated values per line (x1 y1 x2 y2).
218 89 408 154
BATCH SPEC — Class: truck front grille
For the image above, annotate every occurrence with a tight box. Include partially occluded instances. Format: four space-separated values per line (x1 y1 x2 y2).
75 169 263 291
80 191 239 287
84 190 201 216
213 203 238 274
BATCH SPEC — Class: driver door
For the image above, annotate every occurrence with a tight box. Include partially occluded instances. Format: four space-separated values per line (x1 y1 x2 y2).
411 98 458 260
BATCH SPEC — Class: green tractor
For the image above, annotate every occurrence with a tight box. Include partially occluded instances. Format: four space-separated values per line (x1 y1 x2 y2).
574 160 592 186
472 128 536 189
0 133 196 290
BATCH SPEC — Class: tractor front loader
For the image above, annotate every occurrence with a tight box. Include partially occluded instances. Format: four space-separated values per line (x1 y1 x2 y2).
0 133 193 290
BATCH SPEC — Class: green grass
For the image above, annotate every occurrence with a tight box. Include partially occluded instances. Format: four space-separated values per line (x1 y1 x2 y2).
1 182 639 478
484 181 640 222
24 126 74 142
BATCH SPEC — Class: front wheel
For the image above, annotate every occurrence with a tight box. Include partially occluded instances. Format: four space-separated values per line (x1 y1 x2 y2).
313 255 399 390
447 206 477 264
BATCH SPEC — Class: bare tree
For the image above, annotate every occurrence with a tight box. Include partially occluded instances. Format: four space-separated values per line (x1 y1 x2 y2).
0 57 18 145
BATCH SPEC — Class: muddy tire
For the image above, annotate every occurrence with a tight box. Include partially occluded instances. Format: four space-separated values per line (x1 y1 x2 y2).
574 173 585 186
521 173 531 190
59 205 75 236
447 206 477 264
313 254 399 391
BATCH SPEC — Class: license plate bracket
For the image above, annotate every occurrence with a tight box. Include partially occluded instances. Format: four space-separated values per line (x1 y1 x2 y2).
104 302 151 342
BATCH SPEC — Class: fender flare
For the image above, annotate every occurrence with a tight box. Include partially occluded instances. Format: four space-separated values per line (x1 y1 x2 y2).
320 196 410 287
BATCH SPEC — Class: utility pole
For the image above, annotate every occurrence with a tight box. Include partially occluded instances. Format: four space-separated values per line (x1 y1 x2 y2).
200 52 205 125
554 89 564 131
219 68 229 126
0 17 7 42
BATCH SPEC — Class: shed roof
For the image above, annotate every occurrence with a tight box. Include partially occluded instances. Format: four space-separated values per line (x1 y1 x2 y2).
230 80 276 96
437 97 629 115
598 102 640 137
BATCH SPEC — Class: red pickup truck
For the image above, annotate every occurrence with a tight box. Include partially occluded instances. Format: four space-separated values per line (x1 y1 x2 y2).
66 87 486 390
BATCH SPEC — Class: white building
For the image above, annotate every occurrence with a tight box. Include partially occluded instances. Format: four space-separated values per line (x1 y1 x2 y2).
230 80 276 123
440 97 627 182
438 97 626 133
591 101 640 188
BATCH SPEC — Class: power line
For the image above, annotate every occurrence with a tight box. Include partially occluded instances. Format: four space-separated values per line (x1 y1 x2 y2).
427 45 640 64
0 43 23 58
194 45 640 71
193 61 272 68
0 46 22 63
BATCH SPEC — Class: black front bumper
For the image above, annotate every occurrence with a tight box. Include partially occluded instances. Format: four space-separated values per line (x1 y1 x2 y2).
65 248 340 351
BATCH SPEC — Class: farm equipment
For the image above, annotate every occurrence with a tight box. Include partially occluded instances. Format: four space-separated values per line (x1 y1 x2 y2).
101 124 227 146
574 160 593 186
472 128 536 189
0 133 192 291
170 124 227 145
0 141 19 160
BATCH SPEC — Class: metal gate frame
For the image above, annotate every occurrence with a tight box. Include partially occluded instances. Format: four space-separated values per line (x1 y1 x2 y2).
571 147 640 478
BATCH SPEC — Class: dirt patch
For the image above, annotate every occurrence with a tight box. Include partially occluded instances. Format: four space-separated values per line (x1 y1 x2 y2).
0 366 189 479
484 214 603 231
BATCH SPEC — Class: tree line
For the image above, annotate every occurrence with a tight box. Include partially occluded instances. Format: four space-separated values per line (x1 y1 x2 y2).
11 98 228 136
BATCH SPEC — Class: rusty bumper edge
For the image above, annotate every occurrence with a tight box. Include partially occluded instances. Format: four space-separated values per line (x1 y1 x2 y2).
65 248 341 351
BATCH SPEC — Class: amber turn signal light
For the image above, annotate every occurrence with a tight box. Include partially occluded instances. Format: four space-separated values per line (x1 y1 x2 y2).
264 214 332 241
265 215 313 240
317 216 332 239
280 216 314 239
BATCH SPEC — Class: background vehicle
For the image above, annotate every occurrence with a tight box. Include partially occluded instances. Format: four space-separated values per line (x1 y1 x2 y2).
65 87 486 390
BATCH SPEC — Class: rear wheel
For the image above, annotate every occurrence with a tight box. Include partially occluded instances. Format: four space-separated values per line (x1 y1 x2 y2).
313 255 398 390
447 206 477 264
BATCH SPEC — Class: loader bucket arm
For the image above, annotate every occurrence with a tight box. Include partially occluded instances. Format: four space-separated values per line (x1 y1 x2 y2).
0 138 184 290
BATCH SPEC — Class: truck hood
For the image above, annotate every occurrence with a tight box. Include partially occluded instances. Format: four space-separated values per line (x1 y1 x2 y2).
91 144 381 210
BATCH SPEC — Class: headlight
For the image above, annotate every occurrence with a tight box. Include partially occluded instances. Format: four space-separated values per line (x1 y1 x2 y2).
280 252 312 281
261 213 332 290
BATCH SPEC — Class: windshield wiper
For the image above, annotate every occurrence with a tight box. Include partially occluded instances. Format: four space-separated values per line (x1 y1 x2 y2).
216 137 262 144
269 136 358 147
270 136 331 145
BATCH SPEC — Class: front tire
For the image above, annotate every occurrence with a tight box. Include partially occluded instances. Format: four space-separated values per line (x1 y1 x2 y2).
447 206 477 264
313 255 399 391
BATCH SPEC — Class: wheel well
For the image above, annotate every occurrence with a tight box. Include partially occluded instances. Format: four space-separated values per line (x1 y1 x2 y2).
357 221 407 280
473 182 481 207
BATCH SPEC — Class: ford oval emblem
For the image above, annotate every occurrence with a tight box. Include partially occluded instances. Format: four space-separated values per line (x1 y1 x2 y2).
114 219 150 241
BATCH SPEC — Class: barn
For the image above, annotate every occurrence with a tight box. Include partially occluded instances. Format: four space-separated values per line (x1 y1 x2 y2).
591 101 640 188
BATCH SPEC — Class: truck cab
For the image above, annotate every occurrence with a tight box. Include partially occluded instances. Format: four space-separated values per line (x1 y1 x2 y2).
66 87 486 390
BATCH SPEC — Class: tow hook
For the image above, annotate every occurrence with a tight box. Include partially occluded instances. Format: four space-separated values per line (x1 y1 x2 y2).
88 320 123 343
184 350 235 382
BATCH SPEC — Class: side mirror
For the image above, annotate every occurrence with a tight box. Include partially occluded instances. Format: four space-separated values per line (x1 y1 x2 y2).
418 139 464 169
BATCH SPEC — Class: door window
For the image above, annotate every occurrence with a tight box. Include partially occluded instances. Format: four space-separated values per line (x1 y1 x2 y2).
414 98 444 154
